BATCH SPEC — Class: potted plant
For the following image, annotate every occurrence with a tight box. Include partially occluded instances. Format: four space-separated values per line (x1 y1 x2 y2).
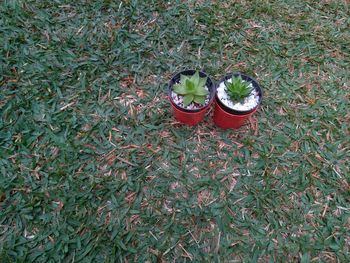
168 70 215 126
213 72 262 129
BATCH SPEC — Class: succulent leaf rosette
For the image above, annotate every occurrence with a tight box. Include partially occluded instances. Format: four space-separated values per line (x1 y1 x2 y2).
224 76 253 102
173 71 209 107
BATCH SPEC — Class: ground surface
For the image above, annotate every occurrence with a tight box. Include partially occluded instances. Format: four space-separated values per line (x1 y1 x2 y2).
1 0 349 262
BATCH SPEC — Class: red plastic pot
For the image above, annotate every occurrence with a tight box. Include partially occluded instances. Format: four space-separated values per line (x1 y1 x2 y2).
169 99 210 126
213 99 257 129
213 73 262 129
168 69 215 126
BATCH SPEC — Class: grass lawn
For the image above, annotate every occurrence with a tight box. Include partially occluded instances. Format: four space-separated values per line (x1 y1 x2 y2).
1 0 349 262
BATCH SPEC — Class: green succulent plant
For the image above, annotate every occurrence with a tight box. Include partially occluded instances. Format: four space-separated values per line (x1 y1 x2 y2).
225 76 253 102
173 71 209 107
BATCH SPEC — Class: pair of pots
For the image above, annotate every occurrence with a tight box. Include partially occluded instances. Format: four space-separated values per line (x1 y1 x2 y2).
168 70 262 129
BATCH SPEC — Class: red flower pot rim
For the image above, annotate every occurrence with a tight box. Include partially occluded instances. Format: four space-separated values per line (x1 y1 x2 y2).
168 69 216 113
216 72 263 115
